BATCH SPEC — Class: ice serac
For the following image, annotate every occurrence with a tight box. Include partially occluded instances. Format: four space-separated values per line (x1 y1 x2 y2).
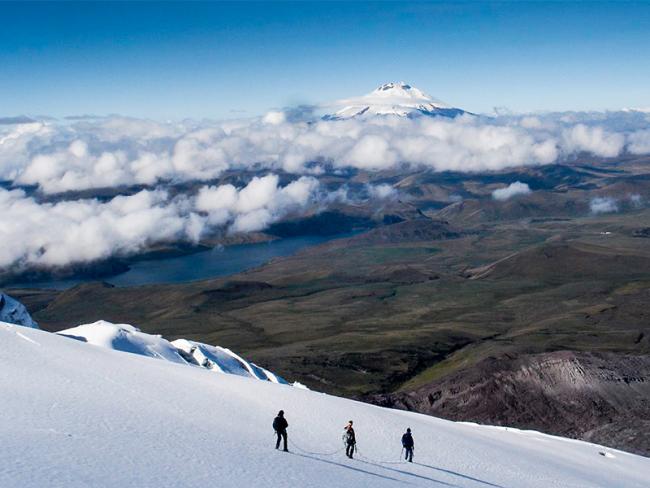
0 292 38 328
325 81 467 120
172 338 288 384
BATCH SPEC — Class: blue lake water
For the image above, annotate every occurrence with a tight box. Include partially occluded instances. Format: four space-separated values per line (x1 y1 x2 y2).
8 234 350 290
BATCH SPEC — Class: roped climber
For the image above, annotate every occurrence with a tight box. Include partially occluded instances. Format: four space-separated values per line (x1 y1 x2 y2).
344 420 356 459
402 427 414 462
273 410 289 452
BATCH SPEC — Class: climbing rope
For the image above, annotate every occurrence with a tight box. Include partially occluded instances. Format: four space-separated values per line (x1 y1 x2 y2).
286 435 411 465
288 437 346 457
355 446 408 465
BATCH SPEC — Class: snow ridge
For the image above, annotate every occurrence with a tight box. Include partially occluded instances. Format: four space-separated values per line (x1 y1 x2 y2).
57 320 287 384
58 321 188 364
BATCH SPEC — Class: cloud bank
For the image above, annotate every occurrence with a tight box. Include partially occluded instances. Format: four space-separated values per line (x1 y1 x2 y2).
0 175 321 272
0 109 649 274
1 110 649 195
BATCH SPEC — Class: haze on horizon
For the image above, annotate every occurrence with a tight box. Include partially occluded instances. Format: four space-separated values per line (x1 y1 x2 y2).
2 1 650 120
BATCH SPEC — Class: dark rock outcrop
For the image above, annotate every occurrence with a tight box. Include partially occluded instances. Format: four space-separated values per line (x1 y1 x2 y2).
372 351 650 456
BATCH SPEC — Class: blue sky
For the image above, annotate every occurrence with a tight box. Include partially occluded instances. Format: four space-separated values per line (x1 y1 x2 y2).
2 1 650 119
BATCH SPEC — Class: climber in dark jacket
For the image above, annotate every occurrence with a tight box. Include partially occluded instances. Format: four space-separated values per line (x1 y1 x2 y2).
273 410 289 451
344 420 356 458
401 428 414 462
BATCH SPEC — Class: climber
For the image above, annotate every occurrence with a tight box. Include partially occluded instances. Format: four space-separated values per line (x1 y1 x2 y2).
273 410 289 452
401 427 414 462
344 420 356 459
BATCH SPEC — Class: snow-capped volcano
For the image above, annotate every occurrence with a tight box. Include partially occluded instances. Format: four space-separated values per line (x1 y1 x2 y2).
325 82 467 120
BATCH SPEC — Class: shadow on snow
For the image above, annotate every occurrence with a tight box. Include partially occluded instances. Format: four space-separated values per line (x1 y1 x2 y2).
291 452 410 484
414 462 505 488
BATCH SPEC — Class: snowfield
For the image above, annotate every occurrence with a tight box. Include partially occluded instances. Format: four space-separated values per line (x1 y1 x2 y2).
1 321 648 488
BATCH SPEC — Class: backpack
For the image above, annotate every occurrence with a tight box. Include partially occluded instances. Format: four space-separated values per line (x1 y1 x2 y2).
402 433 413 448
273 416 286 431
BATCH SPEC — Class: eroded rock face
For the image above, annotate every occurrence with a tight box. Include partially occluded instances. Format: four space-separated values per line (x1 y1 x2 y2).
372 351 650 456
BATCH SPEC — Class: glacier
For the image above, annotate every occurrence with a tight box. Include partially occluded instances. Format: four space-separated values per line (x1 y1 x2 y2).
1 320 648 488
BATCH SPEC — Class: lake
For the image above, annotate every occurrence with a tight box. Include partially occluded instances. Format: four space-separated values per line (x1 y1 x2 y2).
7 234 350 290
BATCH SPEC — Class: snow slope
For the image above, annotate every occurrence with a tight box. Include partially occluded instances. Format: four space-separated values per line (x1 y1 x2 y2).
326 82 467 120
1 321 648 488
0 292 38 328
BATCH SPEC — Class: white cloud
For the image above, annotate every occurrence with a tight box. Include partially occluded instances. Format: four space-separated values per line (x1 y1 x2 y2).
346 134 398 169
562 124 625 158
262 111 287 125
492 181 532 201
0 175 322 272
0 188 200 269
622 107 650 114
1 108 650 275
628 130 650 155
2 110 649 195
629 194 643 207
590 197 619 214
366 183 397 200
196 174 320 233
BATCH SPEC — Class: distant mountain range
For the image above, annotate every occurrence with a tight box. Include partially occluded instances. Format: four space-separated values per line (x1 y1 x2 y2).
324 81 468 120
